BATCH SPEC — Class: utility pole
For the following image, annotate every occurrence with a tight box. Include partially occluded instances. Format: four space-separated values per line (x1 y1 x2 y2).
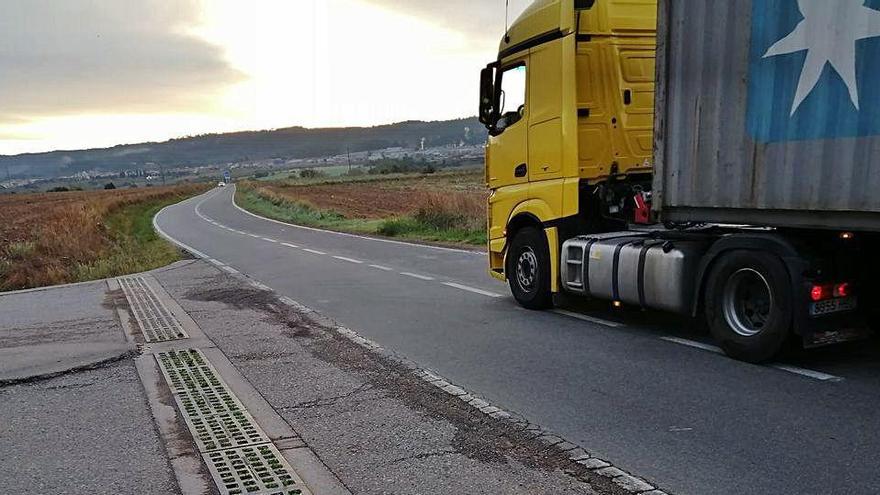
347 146 352 174
160 163 166 186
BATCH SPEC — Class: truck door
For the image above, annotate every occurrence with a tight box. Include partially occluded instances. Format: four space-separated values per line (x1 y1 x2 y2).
486 62 529 191
527 38 564 182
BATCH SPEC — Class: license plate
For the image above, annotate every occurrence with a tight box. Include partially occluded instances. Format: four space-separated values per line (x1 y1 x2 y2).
810 297 857 317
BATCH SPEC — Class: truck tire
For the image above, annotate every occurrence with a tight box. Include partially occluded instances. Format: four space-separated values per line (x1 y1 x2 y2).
507 227 553 310
704 250 792 363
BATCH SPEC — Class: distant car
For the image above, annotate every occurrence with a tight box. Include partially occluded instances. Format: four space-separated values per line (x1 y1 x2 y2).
217 182 226 187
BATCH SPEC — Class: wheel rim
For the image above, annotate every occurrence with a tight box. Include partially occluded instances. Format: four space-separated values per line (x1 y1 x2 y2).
515 247 538 292
722 268 773 337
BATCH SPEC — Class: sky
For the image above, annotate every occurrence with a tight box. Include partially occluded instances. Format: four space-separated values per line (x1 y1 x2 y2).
0 0 532 155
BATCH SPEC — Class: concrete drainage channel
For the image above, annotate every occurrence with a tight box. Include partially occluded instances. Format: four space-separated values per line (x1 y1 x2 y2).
110 274 334 495
157 349 307 494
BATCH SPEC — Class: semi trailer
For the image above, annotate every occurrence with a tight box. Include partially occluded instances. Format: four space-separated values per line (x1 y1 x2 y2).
479 0 880 362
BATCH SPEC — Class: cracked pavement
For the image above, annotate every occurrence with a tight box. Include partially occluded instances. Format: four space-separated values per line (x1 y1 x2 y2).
0 281 178 495
159 259 629 495
0 261 635 495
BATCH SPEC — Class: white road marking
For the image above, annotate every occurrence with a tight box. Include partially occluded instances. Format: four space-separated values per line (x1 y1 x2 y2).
442 282 503 298
401 272 435 281
369 264 393 271
261 238 278 243
249 234 260 238
282 243 300 249
303 249 326 255
152 206 210 260
250 281 273 291
771 364 843 382
661 337 843 382
333 256 363 264
661 336 723 353
208 259 225 267
553 309 623 328
221 266 239 275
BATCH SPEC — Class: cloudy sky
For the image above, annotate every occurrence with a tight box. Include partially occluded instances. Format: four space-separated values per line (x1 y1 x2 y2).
0 0 531 155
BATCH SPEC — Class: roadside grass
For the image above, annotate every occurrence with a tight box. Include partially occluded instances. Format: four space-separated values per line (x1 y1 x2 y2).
236 187 382 234
73 198 187 281
236 182 487 246
0 184 208 291
377 191 487 245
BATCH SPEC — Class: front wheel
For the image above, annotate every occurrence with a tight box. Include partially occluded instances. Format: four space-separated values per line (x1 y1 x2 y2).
704 250 792 363
507 227 553 310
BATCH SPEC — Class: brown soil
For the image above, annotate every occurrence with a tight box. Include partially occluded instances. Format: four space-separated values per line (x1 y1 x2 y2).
263 173 487 219
0 184 208 290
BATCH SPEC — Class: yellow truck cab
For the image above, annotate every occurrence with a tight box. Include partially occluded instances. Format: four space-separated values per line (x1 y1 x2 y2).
479 0 877 364
479 0 658 308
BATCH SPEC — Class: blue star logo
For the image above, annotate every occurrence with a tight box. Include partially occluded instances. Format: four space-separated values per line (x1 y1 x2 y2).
747 0 880 142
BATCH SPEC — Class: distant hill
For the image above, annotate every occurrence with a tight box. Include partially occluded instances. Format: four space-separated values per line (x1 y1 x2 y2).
1 118 487 179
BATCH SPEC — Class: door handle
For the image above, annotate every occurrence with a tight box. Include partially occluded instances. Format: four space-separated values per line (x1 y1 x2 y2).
514 164 528 178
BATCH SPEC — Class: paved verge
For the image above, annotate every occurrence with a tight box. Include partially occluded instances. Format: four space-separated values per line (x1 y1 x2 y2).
0 282 178 495
154 259 648 495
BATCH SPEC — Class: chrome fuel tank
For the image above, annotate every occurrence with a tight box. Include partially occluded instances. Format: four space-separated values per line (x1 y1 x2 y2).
561 233 706 314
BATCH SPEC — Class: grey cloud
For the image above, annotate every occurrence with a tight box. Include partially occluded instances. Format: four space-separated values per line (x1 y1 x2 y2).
0 0 243 124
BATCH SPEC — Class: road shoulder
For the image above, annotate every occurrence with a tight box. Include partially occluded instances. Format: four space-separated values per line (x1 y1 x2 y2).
155 259 663 495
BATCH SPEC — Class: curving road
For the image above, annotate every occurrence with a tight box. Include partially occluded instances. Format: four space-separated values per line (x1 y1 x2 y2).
156 186 880 495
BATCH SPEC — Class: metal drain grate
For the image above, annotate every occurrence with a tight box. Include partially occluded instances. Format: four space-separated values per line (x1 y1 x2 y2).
119 276 188 342
156 350 312 495
204 444 307 495
177 389 269 452
157 350 223 392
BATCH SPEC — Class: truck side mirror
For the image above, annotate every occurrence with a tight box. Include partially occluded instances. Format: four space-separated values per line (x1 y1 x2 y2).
479 66 497 128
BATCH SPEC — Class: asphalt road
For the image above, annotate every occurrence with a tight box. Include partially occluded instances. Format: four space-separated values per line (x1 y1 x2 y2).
156 186 880 495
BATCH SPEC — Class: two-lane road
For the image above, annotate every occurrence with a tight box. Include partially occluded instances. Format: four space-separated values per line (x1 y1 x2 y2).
156 186 880 495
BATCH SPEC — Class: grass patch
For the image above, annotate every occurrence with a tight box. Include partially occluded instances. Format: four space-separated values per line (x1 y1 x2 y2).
236 188 381 233
237 183 486 246
377 217 487 245
4 241 36 260
73 198 188 281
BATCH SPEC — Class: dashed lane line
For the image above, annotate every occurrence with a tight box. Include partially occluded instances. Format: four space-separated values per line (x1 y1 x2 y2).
333 256 364 264
282 242 300 249
552 309 623 328
660 336 844 382
442 282 504 298
369 264 393 271
661 336 722 353
261 238 278 243
303 248 327 255
401 272 435 281
771 364 843 382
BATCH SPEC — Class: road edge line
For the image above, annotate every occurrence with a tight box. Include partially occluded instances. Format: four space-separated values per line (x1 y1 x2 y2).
259 282 668 495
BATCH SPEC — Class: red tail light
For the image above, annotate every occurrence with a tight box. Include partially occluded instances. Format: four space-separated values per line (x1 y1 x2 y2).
811 285 831 302
811 282 852 302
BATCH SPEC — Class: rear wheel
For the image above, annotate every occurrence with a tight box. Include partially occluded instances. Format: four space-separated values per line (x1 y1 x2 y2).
507 227 553 310
705 251 792 363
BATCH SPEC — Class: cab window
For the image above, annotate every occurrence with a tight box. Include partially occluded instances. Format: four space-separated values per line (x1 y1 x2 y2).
496 64 526 132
